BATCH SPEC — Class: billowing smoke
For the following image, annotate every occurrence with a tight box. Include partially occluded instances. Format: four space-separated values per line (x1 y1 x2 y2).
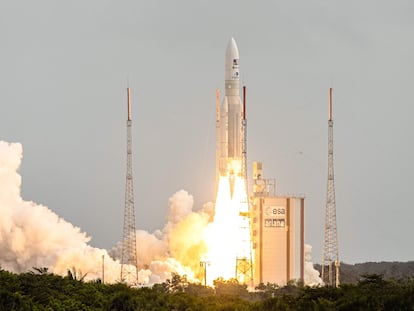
304 244 323 286
0 140 323 287
162 191 213 277
0 141 121 282
110 190 213 283
0 141 209 284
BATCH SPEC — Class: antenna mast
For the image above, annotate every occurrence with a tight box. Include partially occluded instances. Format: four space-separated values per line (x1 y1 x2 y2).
120 87 138 285
235 85 254 285
321 87 340 287
215 88 220 193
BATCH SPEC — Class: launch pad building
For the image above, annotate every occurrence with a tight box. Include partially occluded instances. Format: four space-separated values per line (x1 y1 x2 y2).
251 162 305 286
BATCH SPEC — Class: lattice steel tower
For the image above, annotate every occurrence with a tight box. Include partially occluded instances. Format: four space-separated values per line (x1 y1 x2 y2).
235 86 254 285
120 87 138 284
322 87 340 287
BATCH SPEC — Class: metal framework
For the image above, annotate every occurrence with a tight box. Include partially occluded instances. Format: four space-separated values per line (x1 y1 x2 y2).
252 178 276 198
235 86 253 285
120 88 138 285
321 87 340 287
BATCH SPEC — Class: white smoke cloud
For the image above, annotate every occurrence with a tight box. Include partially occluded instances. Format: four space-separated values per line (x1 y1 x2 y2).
110 190 212 283
136 229 168 266
304 244 323 286
0 141 207 284
0 141 121 282
0 140 322 287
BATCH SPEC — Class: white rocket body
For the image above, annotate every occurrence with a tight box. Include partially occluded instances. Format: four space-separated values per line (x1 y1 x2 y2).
218 38 243 180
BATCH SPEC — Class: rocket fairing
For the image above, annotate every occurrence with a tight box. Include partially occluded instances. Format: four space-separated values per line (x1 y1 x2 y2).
217 37 244 180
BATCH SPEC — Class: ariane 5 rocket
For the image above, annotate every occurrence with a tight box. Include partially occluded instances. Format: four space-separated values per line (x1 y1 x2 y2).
216 37 246 194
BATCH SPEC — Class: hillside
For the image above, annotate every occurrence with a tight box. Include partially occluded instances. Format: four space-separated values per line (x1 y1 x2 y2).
315 261 414 283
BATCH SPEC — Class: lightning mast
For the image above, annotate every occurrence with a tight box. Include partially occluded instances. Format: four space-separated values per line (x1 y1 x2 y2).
215 88 220 193
235 85 253 285
321 87 340 287
120 87 138 284
241 86 248 199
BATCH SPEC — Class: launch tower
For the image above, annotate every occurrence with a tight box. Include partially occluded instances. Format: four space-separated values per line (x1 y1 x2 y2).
120 88 138 284
321 87 340 287
235 85 253 285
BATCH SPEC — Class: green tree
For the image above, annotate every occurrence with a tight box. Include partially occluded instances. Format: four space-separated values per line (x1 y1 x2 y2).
0 290 32 311
166 273 188 293
185 283 214 296
254 282 279 300
213 278 249 298
106 291 138 311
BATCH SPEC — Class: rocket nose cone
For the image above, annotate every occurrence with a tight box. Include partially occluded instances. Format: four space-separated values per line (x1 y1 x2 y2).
225 37 240 81
226 37 239 64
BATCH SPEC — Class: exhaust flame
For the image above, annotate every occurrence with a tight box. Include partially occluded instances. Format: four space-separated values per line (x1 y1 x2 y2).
204 174 252 285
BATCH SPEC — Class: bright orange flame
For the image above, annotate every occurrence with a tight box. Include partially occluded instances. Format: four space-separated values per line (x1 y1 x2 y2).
203 174 252 285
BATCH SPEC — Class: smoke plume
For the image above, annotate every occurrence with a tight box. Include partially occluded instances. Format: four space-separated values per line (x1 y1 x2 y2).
110 190 213 283
304 244 323 286
0 140 322 287
0 141 207 284
0 141 122 282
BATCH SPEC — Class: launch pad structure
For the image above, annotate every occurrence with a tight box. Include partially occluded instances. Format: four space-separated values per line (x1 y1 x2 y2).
321 88 340 287
120 88 138 285
251 162 305 286
235 85 254 285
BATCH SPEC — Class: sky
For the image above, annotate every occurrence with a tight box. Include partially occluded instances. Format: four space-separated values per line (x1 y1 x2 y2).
1 0 413 264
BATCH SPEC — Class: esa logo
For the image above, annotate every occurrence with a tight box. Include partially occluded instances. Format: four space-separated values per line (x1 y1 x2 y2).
265 206 286 216
272 208 285 215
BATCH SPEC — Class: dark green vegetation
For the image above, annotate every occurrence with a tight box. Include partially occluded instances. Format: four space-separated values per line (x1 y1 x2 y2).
1 268 414 310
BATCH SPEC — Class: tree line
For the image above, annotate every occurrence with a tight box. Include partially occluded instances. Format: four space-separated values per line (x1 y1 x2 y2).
1 267 414 310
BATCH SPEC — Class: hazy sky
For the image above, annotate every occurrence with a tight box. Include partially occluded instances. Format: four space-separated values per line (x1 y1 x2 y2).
1 0 413 264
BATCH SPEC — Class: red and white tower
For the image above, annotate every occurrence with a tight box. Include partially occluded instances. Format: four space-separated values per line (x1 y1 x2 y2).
321 87 340 287
120 87 138 284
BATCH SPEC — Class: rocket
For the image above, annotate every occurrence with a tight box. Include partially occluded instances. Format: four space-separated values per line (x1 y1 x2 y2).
216 37 245 192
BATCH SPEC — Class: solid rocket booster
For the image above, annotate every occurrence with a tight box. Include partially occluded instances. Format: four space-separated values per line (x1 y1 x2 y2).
218 38 244 178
